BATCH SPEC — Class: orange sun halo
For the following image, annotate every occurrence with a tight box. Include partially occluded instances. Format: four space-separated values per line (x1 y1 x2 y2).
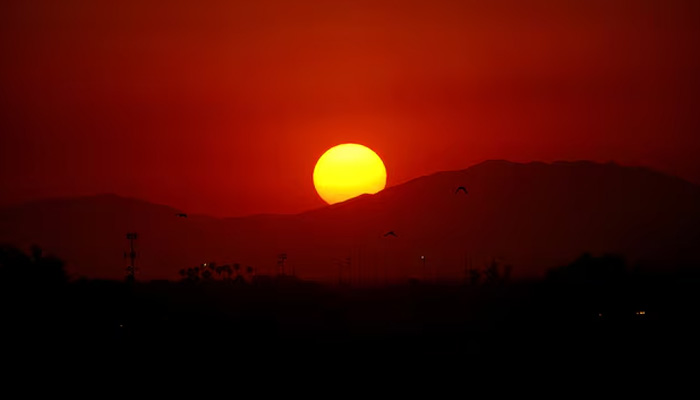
313 143 387 205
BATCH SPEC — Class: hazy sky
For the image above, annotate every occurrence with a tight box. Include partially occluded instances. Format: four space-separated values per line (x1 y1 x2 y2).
1 0 699 216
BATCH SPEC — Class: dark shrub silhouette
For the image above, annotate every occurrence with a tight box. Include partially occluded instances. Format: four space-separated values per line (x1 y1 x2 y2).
483 259 512 285
544 252 630 319
547 252 627 286
0 244 68 287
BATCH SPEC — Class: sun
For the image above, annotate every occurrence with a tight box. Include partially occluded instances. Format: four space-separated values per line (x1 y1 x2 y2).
313 143 387 205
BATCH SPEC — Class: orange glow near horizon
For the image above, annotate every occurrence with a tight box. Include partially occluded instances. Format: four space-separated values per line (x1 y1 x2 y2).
313 144 387 205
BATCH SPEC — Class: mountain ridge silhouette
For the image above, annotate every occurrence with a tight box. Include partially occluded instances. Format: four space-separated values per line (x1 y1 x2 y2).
1 160 698 282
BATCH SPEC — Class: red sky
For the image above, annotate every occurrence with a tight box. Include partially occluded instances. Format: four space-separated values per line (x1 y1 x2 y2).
1 0 699 217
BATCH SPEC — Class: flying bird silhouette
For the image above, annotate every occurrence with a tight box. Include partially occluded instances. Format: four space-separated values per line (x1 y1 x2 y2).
383 231 398 237
455 186 468 195
176 213 188 218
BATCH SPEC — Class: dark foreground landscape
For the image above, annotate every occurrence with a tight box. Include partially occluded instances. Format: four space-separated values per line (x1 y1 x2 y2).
3 245 700 367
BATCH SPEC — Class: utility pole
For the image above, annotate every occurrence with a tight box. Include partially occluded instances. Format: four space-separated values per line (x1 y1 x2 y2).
277 253 287 276
125 232 138 283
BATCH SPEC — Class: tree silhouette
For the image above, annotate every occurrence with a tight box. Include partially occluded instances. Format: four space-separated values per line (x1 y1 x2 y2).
245 266 254 282
547 253 626 286
0 244 67 287
215 264 229 280
482 259 512 285
201 269 213 281
483 260 500 285
183 266 200 283
179 261 248 284
469 268 482 285
545 253 629 316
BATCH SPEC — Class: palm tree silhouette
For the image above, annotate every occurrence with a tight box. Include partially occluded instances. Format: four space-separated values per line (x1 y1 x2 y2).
215 264 229 280
185 267 200 282
233 263 241 279
208 262 216 277
245 266 254 282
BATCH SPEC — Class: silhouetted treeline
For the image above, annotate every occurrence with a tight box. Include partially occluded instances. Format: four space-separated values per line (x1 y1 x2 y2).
541 252 700 320
178 262 255 284
0 244 68 287
2 244 700 362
